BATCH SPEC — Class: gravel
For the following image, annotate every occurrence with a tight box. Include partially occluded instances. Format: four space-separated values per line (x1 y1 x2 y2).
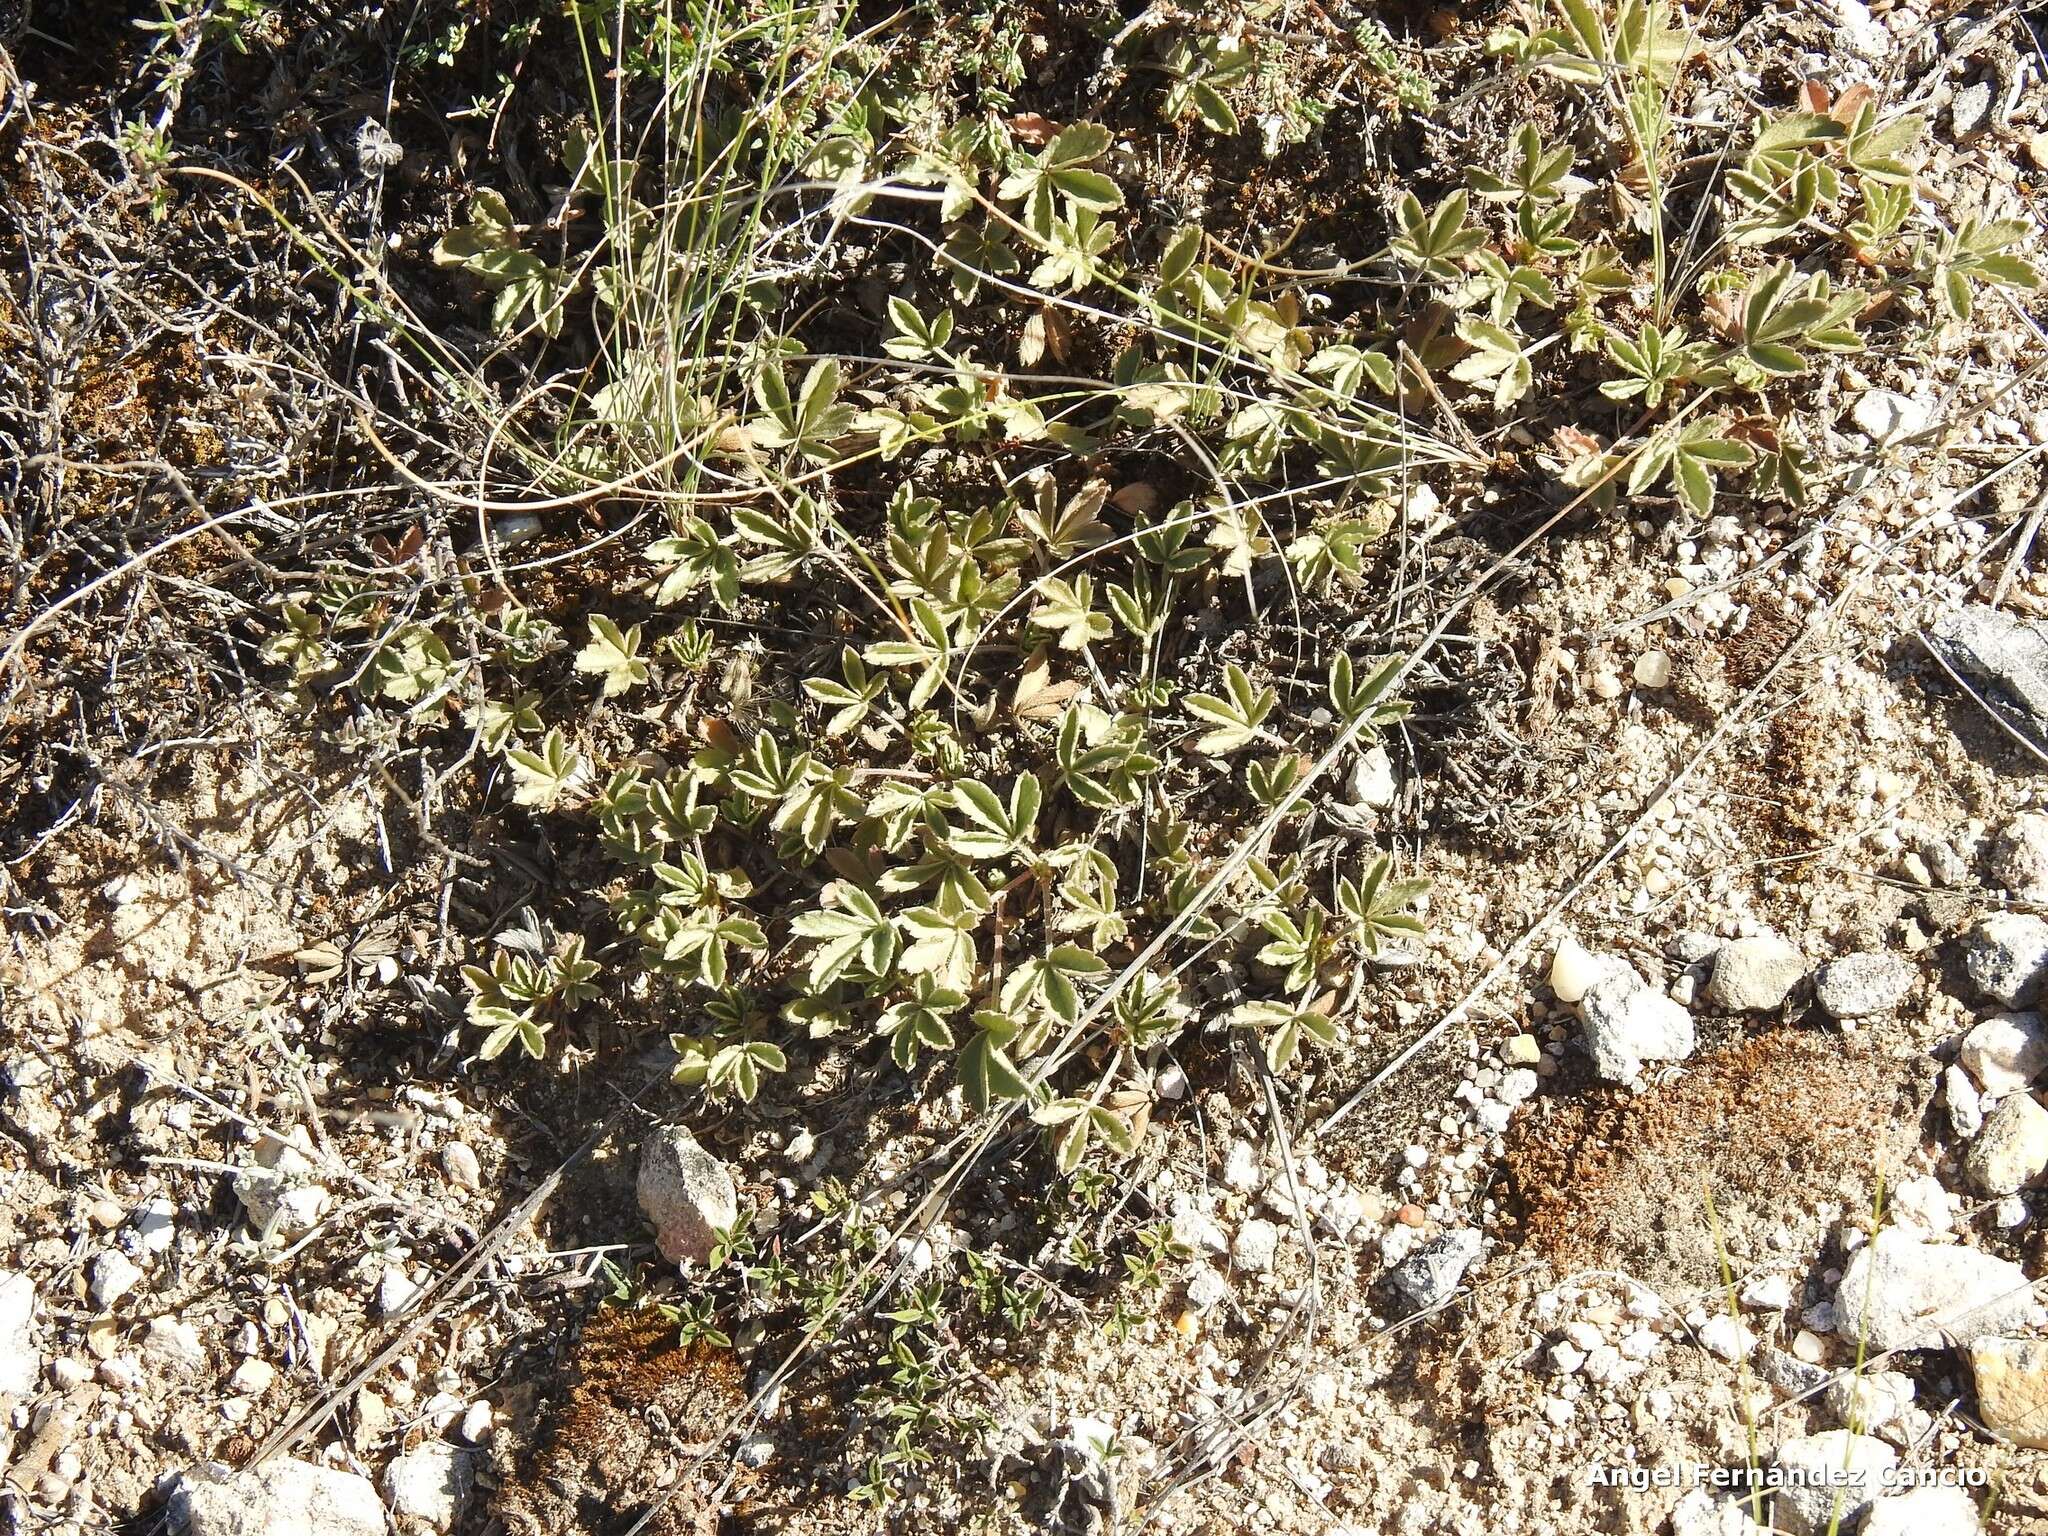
1967 1334 2048 1448
1957 1011 2048 1098
0 1273 35 1398
382 1442 475 1531
1961 912 2048 1009
1769 1430 1895 1536
1927 604 2048 736
636 1125 738 1268
1231 1218 1279 1274
1811 952 1913 1019
89 1250 141 1310
1386 1228 1481 1315
1862 1486 1983 1536
1821 1368 1913 1433
1964 1092 2048 1194
170 1459 386 1536
1831 1228 2039 1350
1577 966 1696 1082
1700 934 1803 1011
1990 811 2048 900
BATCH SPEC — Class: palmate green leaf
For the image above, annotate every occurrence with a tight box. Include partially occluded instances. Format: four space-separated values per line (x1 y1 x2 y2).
1230 998 1339 1073
475 1006 549 1062
1184 662 1276 755
1627 417 1755 517
879 975 964 1070
647 517 740 609
1329 652 1409 731
709 1040 787 1103
898 904 978 991
958 1011 1029 1110
1448 317 1534 409
506 728 586 809
751 359 854 460
999 944 1107 1023
1389 189 1485 281
1336 853 1431 955
791 884 898 989
1842 102 1923 184
1468 123 1575 203
1030 575 1112 651
574 615 648 698
948 773 1041 860
882 297 956 360
1032 1097 1139 1172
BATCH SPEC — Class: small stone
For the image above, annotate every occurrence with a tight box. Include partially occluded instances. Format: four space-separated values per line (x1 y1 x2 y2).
459 1400 494 1445
440 1143 481 1189
1548 1340 1586 1375
1850 390 1930 443
144 1316 206 1369
1697 1314 1756 1361
1950 80 1993 137
1186 1268 1228 1312
1547 935 1620 1004
229 1359 275 1396
1833 1228 2038 1351
1497 1068 1538 1106
1756 1347 1827 1398
1633 649 1671 688
1670 1489 1767 1536
1232 1218 1279 1275
1154 1063 1188 1100
1502 1033 1541 1066
1386 1228 1481 1314
1349 745 1397 808
1578 967 1695 1082
377 1268 423 1319
1964 915 2048 1009
1171 1205 1229 1259
636 1125 738 1268
1969 1334 2048 1447
1221 1139 1263 1193
491 512 544 548
89 1251 142 1310
382 1442 476 1531
1770 1431 1895 1536
1990 812 2048 901
1888 1174 1957 1235
1928 605 2048 738
1738 1272 1793 1312
1965 1092 2048 1194
735 1433 775 1469
1862 1487 1983 1536
0 1273 36 1398
235 1141 330 1237
1702 934 1803 1012
171 1459 386 1536
1823 1368 1913 1433
1812 953 1913 1019
1959 1011 2048 1098
1946 1062 1985 1137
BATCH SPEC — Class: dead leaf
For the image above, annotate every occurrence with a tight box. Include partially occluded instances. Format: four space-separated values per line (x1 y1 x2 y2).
1798 79 1831 115
1008 112 1060 146
1012 645 1083 722
1830 83 1875 126
1110 482 1160 516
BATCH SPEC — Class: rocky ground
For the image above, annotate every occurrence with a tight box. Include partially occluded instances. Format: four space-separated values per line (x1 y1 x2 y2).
9 2 2048 1535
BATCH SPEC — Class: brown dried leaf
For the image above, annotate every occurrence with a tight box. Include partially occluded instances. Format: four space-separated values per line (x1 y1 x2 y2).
1012 645 1084 722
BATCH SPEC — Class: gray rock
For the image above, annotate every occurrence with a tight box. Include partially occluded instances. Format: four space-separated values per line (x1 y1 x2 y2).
1928 605 2048 736
1231 1218 1279 1275
1770 1430 1895 1536
636 1125 738 1268
1959 1011 2048 1098
235 1141 330 1237
1851 390 1930 443
1965 1092 2048 1195
1169 1205 1228 1259
1946 1062 1986 1137
1822 1368 1914 1432
381 1443 474 1531
1755 1346 1827 1400
0 1272 35 1398
1579 968 1695 1082
1832 1228 2039 1351
1862 1486 1983 1536
170 1459 386 1536
1963 913 2048 1009
1702 934 1803 1012
1951 80 1994 136
1185 1267 1228 1312
1669 1489 1767 1536
1967 1333 2048 1448
1812 953 1913 1019
1049 1417 1117 1533
1991 812 2048 901
1387 1228 1481 1315
89 1251 141 1310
